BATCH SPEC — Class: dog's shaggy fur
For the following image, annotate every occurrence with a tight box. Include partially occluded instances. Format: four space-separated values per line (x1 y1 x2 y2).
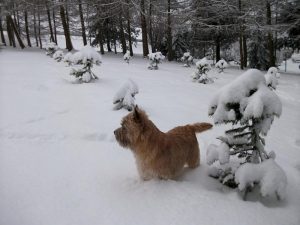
114 106 213 180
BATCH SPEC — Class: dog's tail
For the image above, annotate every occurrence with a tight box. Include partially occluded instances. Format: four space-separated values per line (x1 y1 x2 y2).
190 122 213 133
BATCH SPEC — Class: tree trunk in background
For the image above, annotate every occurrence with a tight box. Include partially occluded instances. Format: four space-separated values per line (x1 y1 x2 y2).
105 18 112 52
119 15 127 54
66 7 70 31
215 36 221 62
149 0 154 53
6 15 16 47
60 4 73 51
7 15 25 49
78 0 87 46
243 35 247 67
238 0 244 69
24 10 31 47
99 31 105 54
46 6 54 42
140 0 149 57
33 8 39 47
126 0 133 56
167 0 174 61
266 1 275 67
38 10 42 49
113 29 117 54
53 9 57 44
0 17 6 45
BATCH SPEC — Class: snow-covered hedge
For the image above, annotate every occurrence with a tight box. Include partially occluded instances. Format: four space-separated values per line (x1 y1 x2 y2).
181 52 194 67
53 50 64 62
192 58 212 84
63 52 73 66
215 59 228 73
207 69 287 200
113 79 139 111
265 67 280 90
123 50 131 64
45 42 58 57
148 52 165 70
69 45 102 83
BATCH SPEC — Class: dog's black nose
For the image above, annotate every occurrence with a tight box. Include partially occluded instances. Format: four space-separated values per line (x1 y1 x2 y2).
114 130 117 135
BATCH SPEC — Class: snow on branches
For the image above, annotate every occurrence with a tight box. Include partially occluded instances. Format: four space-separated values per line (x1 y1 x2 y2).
123 50 131 64
148 52 165 70
192 58 212 84
63 52 73 66
181 52 194 67
215 59 228 73
265 67 280 90
45 42 58 57
53 50 64 62
69 45 102 83
207 69 286 200
113 79 139 111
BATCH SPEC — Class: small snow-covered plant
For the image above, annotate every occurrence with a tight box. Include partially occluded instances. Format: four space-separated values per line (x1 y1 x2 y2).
123 50 131 64
192 58 212 84
265 67 280 90
53 50 64 62
45 42 58 57
70 45 102 83
63 52 73 66
113 79 139 111
207 69 287 200
181 52 194 67
148 52 165 70
215 59 228 73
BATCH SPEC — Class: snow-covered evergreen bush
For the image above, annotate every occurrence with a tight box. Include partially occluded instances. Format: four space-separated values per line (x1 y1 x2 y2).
63 52 73 66
215 59 228 73
45 42 58 57
248 30 268 70
265 67 280 90
207 69 287 200
192 58 212 84
181 52 194 67
123 50 131 64
53 50 64 62
113 79 139 111
69 45 102 83
148 52 165 70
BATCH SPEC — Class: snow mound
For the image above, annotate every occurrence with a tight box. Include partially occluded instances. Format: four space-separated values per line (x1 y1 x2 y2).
206 143 230 165
123 50 131 63
208 69 282 128
235 159 287 199
53 50 64 62
45 42 58 51
148 52 165 61
196 57 211 69
215 59 228 72
63 52 73 65
72 45 102 65
265 67 280 90
181 52 194 67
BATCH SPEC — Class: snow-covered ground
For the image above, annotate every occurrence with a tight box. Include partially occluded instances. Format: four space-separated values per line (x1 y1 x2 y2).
0 47 300 225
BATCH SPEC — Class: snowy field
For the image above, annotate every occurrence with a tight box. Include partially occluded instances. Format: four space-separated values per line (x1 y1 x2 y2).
0 47 300 225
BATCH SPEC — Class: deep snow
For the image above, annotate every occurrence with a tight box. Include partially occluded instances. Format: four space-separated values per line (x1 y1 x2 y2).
0 47 300 225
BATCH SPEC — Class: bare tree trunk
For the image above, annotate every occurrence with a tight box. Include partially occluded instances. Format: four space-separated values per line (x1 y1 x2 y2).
52 9 57 44
215 36 221 62
266 0 275 67
33 8 39 47
0 17 6 45
167 0 174 61
126 0 133 56
140 0 149 57
243 35 247 67
78 0 87 46
7 15 25 49
46 5 54 42
119 15 127 54
6 15 16 47
149 0 154 53
238 0 244 69
38 10 42 49
24 10 31 47
105 18 112 52
60 4 73 51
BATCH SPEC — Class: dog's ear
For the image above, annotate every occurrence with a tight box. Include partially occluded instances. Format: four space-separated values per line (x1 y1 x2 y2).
133 105 140 122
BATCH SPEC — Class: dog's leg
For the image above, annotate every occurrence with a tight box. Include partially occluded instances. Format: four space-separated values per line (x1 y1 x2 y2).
186 145 200 168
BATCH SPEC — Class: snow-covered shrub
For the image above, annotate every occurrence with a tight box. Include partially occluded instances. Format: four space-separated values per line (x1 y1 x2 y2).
113 79 139 111
215 59 228 73
123 50 131 64
181 52 194 67
192 58 212 84
53 50 64 62
45 42 58 57
69 45 101 83
148 52 165 70
265 67 280 90
207 69 287 200
63 52 73 66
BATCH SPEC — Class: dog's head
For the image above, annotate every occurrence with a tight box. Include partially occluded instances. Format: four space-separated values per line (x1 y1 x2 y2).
114 105 146 149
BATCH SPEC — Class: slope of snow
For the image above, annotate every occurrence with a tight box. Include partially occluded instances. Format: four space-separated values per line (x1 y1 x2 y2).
0 48 300 225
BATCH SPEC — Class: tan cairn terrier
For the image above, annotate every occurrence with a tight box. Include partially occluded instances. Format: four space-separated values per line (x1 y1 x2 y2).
114 106 213 180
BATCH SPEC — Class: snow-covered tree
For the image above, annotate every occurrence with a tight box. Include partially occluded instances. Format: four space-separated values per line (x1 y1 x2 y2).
113 79 139 111
45 42 58 57
215 59 228 73
181 52 194 67
192 58 212 84
63 52 73 66
53 50 64 62
207 69 287 200
265 67 280 90
70 45 101 83
148 52 165 70
123 50 131 64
